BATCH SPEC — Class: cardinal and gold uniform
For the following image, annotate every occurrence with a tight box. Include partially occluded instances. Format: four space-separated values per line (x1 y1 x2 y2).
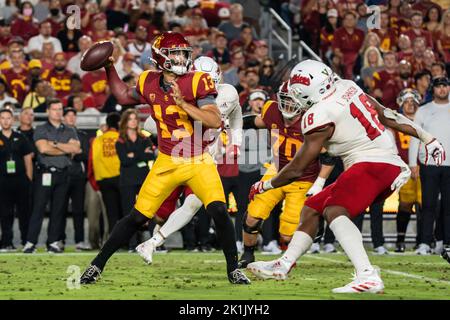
133 70 226 218
247 100 320 236
395 130 422 205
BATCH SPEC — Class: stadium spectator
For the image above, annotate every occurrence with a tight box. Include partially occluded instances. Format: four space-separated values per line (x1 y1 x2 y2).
81 69 108 110
128 23 152 62
28 59 43 89
0 36 23 69
10 1 39 42
67 36 93 78
360 46 384 92
147 10 168 42
116 109 154 251
373 51 400 110
332 11 365 79
258 57 275 88
87 13 115 42
105 0 130 31
206 32 231 70
431 61 447 78
372 10 398 54
320 8 339 61
409 77 450 255
436 8 450 63
62 107 91 251
0 19 12 54
355 3 370 33
116 52 143 80
414 70 433 104
56 19 83 55
412 0 443 17
184 8 209 43
43 52 73 100
23 99 81 253
229 24 258 61
223 49 246 86
396 1 413 36
92 112 122 234
0 108 33 251
40 41 56 73
3 0 19 24
403 11 434 49
22 79 52 112
397 60 415 92
239 68 262 107
46 0 65 37
423 49 437 74
33 0 50 24
218 3 256 43
26 20 62 55
397 34 414 62
423 5 442 37
0 77 18 108
337 0 364 18
0 48 29 104
302 0 332 54
253 40 269 65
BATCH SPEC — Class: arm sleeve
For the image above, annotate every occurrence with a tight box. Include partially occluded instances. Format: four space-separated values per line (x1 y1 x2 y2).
115 140 138 167
408 110 423 167
143 116 158 135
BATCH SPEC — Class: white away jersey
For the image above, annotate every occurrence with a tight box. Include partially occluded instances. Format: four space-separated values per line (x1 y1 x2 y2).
302 79 406 169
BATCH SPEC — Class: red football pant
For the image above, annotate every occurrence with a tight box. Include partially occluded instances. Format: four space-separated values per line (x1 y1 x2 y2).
305 162 401 218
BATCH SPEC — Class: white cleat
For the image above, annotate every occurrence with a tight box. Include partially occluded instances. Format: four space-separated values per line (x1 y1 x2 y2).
136 240 156 265
323 243 337 253
373 246 389 255
415 243 431 255
308 243 320 254
247 259 295 280
332 267 384 294
261 240 282 255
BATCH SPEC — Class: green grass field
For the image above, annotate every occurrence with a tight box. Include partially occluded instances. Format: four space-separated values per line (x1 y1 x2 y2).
0 249 449 300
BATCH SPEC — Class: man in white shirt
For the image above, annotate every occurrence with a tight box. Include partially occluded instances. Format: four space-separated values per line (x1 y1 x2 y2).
67 36 92 78
26 20 62 55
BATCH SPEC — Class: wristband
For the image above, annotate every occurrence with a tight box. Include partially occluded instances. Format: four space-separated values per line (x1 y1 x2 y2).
263 179 274 191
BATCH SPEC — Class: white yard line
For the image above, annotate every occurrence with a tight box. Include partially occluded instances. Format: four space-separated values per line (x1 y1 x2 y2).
304 255 450 286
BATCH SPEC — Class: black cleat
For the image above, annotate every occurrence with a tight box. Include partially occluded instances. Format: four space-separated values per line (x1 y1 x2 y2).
228 269 251 284
80 265 102 284
442 246 450 264
237 252 255 269
395 242 406 253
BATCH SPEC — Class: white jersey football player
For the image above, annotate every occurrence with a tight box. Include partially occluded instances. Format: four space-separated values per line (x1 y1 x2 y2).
136 56 243 264
246 60 445 293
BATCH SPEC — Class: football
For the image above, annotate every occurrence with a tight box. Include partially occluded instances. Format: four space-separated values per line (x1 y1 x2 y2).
80 41 114 71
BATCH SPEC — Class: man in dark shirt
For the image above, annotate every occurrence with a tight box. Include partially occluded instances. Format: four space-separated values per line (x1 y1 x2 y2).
0 108 33 251
61 107 91 251
23 99 81 254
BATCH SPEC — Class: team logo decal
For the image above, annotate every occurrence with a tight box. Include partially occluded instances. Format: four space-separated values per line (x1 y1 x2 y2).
271 124 277 129
290 74 310 86
164 95 169 101
153 35 163 49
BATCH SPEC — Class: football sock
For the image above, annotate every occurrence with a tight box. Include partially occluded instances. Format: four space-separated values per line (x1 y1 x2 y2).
330 215 372 275
207 201 238 273
396 210 411 243
92 208 149 271
157 194 202 244
281 231 313 266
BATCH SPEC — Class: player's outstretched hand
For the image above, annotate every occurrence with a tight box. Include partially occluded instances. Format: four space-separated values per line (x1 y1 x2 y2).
425 138 446 166
249 181 265 202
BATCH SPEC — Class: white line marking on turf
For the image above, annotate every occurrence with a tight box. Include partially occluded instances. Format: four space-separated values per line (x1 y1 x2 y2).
305 255 450 286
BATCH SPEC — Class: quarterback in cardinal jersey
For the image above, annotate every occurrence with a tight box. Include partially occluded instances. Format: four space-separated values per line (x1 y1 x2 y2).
80 32 250 285
136 56 243 264
246 60 445 294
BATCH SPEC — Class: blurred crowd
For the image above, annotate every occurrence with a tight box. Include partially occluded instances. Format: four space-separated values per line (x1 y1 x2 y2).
0 0 449 255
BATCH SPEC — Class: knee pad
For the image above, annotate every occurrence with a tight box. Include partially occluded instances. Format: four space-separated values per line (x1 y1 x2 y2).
130 207 151 226
242 212 263 234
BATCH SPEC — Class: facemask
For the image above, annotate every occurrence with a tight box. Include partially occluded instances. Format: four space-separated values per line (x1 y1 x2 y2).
23 8 33 17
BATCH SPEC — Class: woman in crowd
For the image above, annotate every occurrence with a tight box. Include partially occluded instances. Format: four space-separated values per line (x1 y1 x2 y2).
360 46 384 92
115 109 155 251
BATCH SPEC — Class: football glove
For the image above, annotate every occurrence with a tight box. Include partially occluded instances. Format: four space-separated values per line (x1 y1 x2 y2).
391 166 411 193
425 138 446 166
306 177 326 197
249 180 273 201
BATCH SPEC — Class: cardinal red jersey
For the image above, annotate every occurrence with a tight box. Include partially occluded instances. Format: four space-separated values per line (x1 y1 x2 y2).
261 100 319 183
0 67 28 104
373 69 400 110
200 1 231 28
373 28 397 53
44 68 73 100
136 70 218 157
394 130 411 164
81 71 108 109
403 29 434 49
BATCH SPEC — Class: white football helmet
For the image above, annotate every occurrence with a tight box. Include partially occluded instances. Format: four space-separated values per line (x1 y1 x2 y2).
288 60 336 110
277 81 303 119
193 56 222 86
